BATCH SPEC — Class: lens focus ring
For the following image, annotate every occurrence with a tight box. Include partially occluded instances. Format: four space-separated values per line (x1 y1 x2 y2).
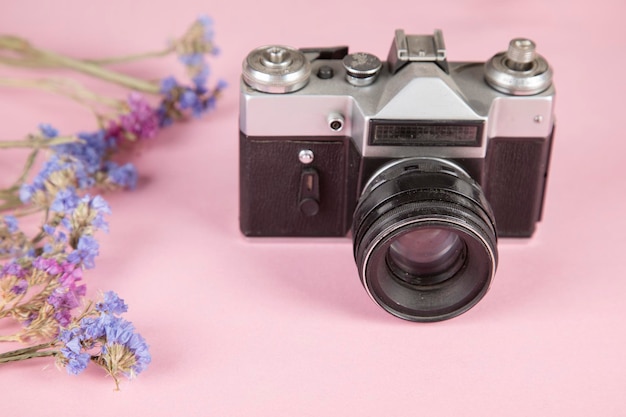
352 158 498 322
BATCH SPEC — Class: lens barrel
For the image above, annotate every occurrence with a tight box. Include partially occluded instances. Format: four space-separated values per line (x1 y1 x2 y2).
352 158 498 322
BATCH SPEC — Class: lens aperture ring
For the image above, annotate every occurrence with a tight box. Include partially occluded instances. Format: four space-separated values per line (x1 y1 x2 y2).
353 176 496 259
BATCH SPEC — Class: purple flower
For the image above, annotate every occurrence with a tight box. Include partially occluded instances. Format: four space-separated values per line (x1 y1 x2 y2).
119 93 160 140
47 262 86 326
1 261 25 278
58 262 83 288
11 279 28 295
67 235 99 269
33 257 62 275
96 291 128 315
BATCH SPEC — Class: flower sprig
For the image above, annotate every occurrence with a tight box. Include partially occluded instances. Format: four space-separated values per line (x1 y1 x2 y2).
0 15 222 388
0 291 150 390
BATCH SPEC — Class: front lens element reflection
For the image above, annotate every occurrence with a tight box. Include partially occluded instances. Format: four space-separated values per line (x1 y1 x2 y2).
388 227 465 278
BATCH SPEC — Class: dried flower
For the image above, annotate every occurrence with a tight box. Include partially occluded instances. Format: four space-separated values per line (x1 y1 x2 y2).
55 291 151 388
96 291 128 315
104 162 138 189
1 16 221 388
2 215 18 233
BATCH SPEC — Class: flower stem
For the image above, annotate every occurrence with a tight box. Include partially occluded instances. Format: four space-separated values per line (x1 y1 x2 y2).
0 35 160 94
84 46 175 65
13 149 39 189
0 77 124 112
0 135 82 149
0 342 53 357
0 334 23 343
0 196 23 212
0 346 58 363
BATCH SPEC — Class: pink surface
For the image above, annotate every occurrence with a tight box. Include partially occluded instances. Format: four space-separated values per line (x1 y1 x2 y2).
1 0 625 415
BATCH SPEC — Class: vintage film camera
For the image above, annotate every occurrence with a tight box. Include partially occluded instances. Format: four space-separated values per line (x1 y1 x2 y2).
239 30 555 321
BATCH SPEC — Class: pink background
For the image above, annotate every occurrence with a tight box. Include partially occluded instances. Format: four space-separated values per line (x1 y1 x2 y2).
1 0 625 415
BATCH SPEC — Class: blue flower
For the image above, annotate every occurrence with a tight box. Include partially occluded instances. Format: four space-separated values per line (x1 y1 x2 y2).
105 162 138 189
57 294 151 381
96 291 128 315
104 315 135 345
58 327 81 344
80 315 106 339
39 130 109 190
179 53 204 67
78 195 111 232
178 88 210 118
192 65 210 89
39 123 59 138
101 315 151 376
156 104 174 128
58 328 91 375
67 235 99 269
160 76 179 95
19 155 69 203
43 224 55 235
19 184 36 203
89 195 111 214
2 215 18 233
179 89 200 109
50 187 79 213
128 332 151 374
65 353 91 375
216 79 228 90
54 130 108 175
197 14 213 29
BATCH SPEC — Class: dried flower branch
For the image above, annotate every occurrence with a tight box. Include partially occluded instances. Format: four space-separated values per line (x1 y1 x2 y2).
0 15 223 388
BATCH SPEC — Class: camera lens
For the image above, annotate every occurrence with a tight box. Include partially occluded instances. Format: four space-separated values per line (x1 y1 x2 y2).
352 158 498 322
387 227 466 285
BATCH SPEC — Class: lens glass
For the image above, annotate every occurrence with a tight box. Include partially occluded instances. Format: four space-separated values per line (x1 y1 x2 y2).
387 227 466 285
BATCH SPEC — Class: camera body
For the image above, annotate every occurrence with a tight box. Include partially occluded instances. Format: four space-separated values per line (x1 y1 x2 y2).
239 30 555 321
